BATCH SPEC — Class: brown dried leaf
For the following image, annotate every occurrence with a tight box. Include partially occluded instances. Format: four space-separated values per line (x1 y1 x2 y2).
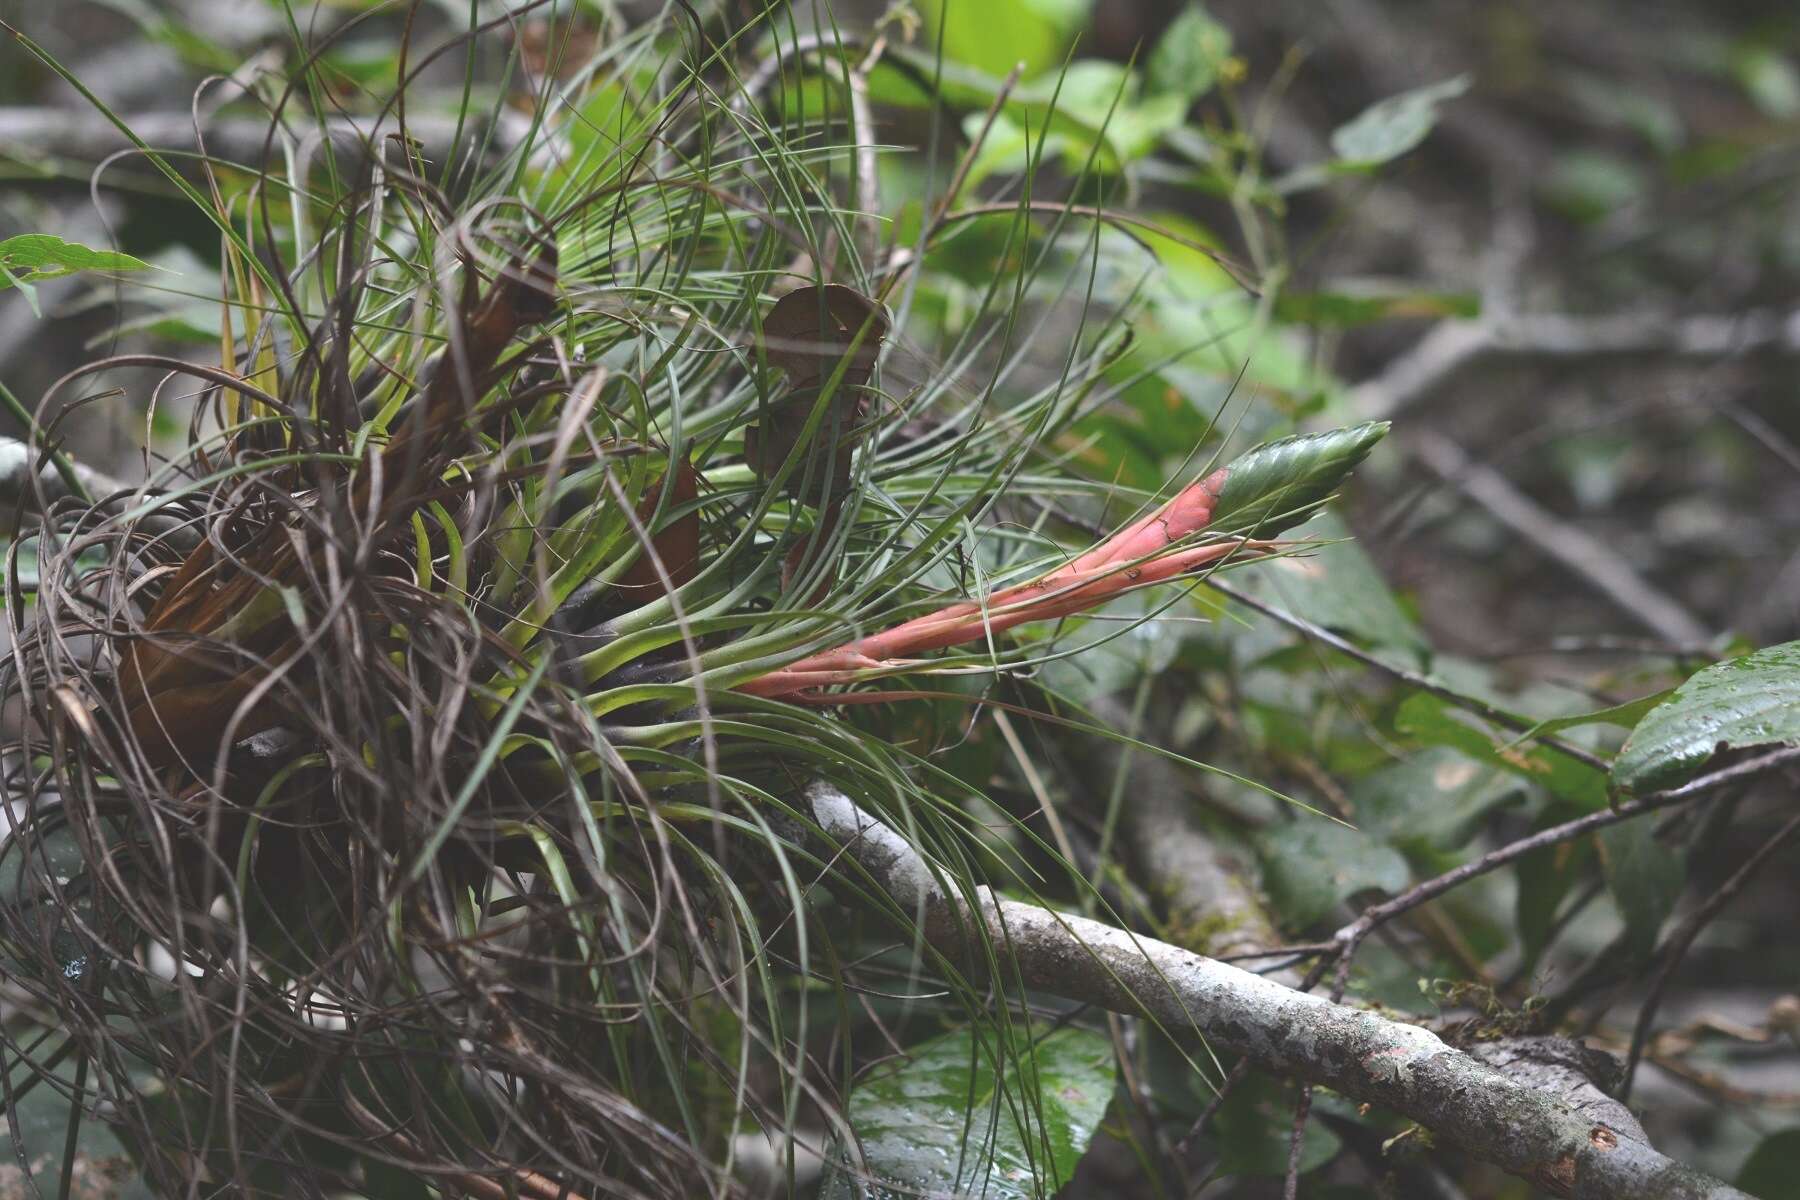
747 284 888 502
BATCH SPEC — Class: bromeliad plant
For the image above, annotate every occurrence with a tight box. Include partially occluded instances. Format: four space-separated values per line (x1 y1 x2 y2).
0 6 1388 1199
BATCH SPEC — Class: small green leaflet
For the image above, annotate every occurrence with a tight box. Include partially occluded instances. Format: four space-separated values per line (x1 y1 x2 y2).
1329 75 1471 169
1612 640 1800 794
1147 4 1234 101
0 233 148 291
819 1024 1116 1200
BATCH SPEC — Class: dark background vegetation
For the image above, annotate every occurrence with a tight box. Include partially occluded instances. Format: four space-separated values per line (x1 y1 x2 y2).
1 0 1797 1196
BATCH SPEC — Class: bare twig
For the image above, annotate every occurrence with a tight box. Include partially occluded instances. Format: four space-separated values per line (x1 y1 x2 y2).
799 782 1749 1199
1206 578 1613 772
845 36 887 264
1408 431 1714 647
1283 1083 1313 1200
0 107 530 171
1350 308 1800 421
1621 808 1800 1098
1329 747 1800 967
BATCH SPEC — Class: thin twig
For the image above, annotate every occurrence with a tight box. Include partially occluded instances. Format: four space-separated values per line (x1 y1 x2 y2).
1350 308 1800 422
845 34 888 265
1408 431 1714 647
0 391 93 507
1621 807 1800 1099
0 106 529 170
1329 747 1800 967
1283 1083 1314 1200
1206 578 1612 773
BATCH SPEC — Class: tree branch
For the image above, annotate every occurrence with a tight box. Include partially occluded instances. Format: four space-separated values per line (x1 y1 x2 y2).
1408 430 1714 647
1350 309 1800 422
800 782 1749 1199
0 107 529 173
1083 696 1292 976
0 434 120 514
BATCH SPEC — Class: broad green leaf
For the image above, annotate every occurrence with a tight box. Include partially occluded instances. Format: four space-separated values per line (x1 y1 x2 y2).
1516 832 1593 962
873 51 1163 172
0 233 148 291
1246 511 1428 662
918 0 1083 80
1395 692 1608 811
1597 820 1683 956
1014 62 1188 166
1257 820 1409 927
1351 748 1524 851
957 112 1053 191
820 1025 1116 1200
1210 421 1388 538
1329 75 1470 168
1147 4 1235 101
1612 641 1800 794
1737 1129 1800 1196
1137 210 1238 297
1210 1073 1343 1176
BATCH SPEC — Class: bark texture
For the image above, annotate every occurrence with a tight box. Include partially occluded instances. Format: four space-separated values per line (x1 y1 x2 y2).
803 782 1750 1200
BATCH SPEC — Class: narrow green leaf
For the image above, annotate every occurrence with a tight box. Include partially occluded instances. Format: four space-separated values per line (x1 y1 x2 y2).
1510 690 1670 746
820 1025 1116 1200
1273 284 1479 327
1351 748 1524 851
1612 641 1800 794
917 0 1079 80
0 233 147 291
1210 421 1388 538
1329 75 1470 168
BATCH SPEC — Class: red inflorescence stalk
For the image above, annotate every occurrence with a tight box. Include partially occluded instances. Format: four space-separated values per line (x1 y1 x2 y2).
739 467 1237 699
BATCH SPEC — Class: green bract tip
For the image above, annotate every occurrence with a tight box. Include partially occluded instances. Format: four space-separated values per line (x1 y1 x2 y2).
1210 421 1390 537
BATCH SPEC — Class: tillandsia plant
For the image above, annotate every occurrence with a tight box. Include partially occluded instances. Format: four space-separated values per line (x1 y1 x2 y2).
0 5 1402 1199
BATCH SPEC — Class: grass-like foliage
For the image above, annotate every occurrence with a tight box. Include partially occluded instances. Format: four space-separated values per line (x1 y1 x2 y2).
0 4 1382 1196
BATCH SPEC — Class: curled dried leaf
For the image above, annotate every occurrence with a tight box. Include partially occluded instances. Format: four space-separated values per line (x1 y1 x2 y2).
746 283 888 503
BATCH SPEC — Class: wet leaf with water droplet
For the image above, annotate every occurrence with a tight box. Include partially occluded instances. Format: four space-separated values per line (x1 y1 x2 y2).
818 1024 1115 1199
1612 640 1800 794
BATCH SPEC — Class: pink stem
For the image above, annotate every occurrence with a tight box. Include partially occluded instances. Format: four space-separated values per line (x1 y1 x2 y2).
739 468 1238 699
